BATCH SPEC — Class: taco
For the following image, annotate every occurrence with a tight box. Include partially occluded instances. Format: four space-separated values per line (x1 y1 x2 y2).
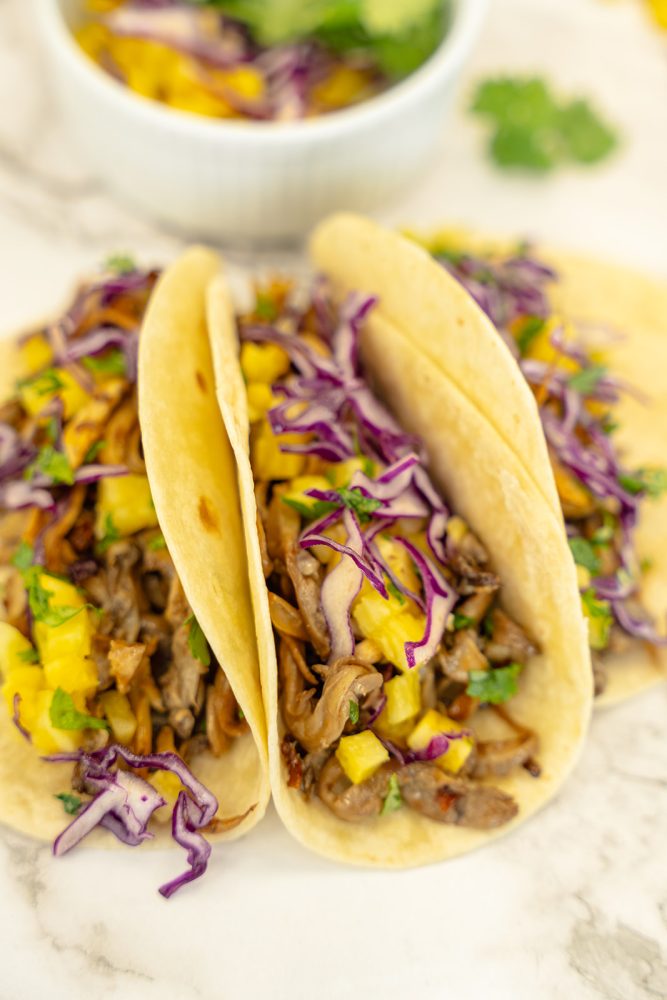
0 248 269 896
405 227 667 706
208 215 591 866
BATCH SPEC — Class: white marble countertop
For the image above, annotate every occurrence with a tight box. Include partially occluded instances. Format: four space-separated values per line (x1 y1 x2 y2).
1 1 666 998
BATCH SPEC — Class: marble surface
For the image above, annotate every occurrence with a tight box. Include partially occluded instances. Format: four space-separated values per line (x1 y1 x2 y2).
1 0 667 998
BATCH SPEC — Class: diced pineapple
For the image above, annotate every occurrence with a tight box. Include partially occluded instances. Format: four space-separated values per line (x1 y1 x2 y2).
251 420 307 481
246 382 278 423
0 622 36 677
1 666 44 715
19 334 53 375
312 65 371 109
336 731 389 785
150 770 183 820
19 367 90 420
96 474 158 538
326 457 376 487
374 534 421 594
100 690 137 746
43 655 98 696
29 689 84 754
552 460 595 517
523 317 579 374
408 709 474 775
373 715 415 742
576 564 591 590
375 613 426 673
384 670 421 726
221 65 265 101
353 584 404 636
352 585 426 672
240 342 290 384
283 475 331 510
446 515 468 546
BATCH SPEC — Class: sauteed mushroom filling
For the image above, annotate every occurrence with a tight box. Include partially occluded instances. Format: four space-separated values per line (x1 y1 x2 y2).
239 278 540 828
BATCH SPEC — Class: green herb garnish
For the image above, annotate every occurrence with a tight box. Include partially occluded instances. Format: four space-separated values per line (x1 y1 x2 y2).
55 792 83 815
568 537 601 576
11 540 34 571
49 688 108 731
281 496 338 521
618 467 667 499
335 486 382 523
148 532 167 551
387 579 406 606
96 513 120 554
481 615 495 639
591 512 616 546
254 292 279 321
17 368 64 397
83 439 106 464
453 613 475 631
381 773 403 815
105 253 136 275
18 648 40 664
516 315 545 355
581 588 613 651
567 364 608 396
466 664 522 704
82 349 126 377
186 613 211 667
27 445 75 486
21 567 89 628
471 76 617 173
348 700 360 725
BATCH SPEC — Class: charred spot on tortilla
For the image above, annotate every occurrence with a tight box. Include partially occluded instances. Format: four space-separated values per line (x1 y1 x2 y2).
198 495 219 533
195 370 208 394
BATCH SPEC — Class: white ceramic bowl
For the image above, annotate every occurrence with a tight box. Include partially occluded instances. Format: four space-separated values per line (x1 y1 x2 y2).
35 0 488 243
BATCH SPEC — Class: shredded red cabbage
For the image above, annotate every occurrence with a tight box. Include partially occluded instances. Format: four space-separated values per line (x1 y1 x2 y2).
44 746 218 898
12 693 31 743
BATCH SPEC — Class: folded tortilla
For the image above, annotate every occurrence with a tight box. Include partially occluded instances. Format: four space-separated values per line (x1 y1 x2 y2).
0 248 269 846
208 215 592 867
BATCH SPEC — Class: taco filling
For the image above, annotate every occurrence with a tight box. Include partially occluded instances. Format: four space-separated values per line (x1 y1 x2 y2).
0 261 248 895
421 237 667 695
237 278 542 828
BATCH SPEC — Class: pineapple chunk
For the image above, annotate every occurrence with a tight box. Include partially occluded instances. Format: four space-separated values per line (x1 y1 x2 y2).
374 534 421 594
240 343 290 384
20 334 53 375
326 457 376 487
2 666 44 716
96 474 158 538
221 65 265 101
353 585 426 672
375 613 426 673
100 690 137 746
576 564 591 590
150 770 183 821
384 670 421 726
43 655 98 696
246 382 277 423
31 575 96 694
283 475 331 511
19 367 89 420
29 690 84 754
408 709 474 775
336 731 389 785
353 584 405 636
446 515 468 546
251 420 307 481
0 622 36 677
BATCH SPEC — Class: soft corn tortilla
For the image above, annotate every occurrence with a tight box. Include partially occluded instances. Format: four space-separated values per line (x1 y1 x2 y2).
0 248 269 847
404 225 667 707
208 217 592 867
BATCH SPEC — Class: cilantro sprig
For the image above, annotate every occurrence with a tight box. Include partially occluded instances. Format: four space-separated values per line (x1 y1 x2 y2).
186 613 211 667
25 445 75 487
471 76 618 173
50 688 109 731
381 773 402 815
466 664 522 704
618 467 667 500
55 792 83 815
568 537 601 576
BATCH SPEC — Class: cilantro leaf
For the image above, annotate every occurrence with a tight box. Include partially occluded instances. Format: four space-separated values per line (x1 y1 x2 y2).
255 292 279 321
148 532 167 551
466 664 522 704
335 486 382 523
516 315 545 355
17 368 64 397
55 792 83 815
568 537 601 576
619 467 667 499
11 540 34 571
28 445 75 486
591 513 616 546
453 612 475 630
581 588 613 651
381 772 402 815
567 364 608 395
18 648 39 664
83 439 106 464
49 688 109 731
96 513 120 554
471 76 617 173
348 700 360 725
82 349 127 377
105 253 136 275
282 496 338 521
186 613 211 667
20 566 91 628
387 579 406 605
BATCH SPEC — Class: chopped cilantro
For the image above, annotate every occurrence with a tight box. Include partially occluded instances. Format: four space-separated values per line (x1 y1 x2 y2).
238 707 245 721
453 612 475 630
49 688 109 731
17 368 64 397
18 648 39 664
83 439 106 464
281 496 338 521
20 567 88 628
11 540 34 571
96 513 120 554
618 467 667 499
381 773 402 815
387 579 406 606
254 292 278 321
336 486 382 523
186 613 211 667
148 532 167 551
481 615 495 639
581 588 613 651
567 364 608 396
348 700 360 725
82 349 126 377
45 416 59 443
471 76 617 173
516 315 545 355
55 792 83 815
361 457 375 477
28 445 74 486
568 537 601 576
591 512 616 546
105 253 136 275
466 664 522 704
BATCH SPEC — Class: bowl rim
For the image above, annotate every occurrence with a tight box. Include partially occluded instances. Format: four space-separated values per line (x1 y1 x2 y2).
37 0 488 145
